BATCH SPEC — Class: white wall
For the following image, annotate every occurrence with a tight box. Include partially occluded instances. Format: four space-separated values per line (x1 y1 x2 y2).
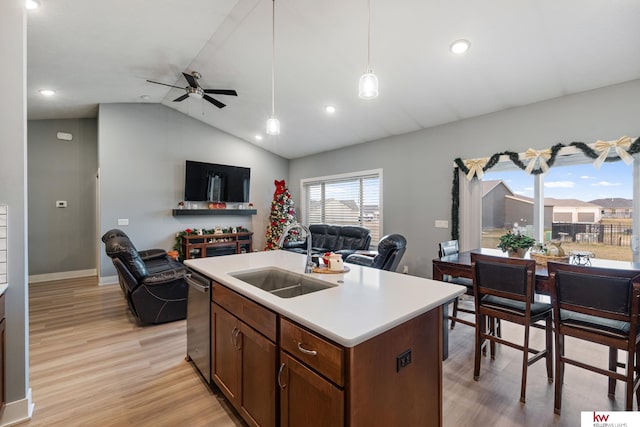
98 103 289 279
0 0 31 425
289 79 640 278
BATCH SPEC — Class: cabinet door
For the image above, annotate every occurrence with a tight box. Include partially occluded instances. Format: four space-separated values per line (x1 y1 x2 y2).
279 351 344 427
211 303 240 405
0 318 4 413
239 322 277 427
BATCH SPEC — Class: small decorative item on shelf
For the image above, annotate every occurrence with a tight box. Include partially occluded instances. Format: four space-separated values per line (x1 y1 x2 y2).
208 202 227 209
530 240 570 266
177 201 184 210
497 230 535 258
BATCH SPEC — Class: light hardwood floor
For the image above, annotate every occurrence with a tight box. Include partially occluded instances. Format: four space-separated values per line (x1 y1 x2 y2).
23 278 633 426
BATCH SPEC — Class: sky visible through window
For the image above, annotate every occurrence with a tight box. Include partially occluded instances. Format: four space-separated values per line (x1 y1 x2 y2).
484 161 632 201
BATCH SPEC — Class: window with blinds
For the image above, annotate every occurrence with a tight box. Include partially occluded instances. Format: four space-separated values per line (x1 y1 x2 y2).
301 170 382 244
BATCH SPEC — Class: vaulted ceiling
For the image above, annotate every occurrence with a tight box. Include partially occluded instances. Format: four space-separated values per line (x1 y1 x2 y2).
27 0 640 159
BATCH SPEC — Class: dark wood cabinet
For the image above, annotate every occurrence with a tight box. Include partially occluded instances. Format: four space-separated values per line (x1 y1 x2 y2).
0 293 5 415
211 283 277 427
279 351 344 427
209 281 443 427
182 232 253 260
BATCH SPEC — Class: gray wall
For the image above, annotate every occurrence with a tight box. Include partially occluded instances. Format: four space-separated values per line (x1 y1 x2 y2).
289 79 640 278
483 185 511 229
28 119 97 276
98 103 288 279
0 0 29 418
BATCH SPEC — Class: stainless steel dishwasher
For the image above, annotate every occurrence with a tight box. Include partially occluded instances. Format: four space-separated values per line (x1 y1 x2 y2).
186 269 211 383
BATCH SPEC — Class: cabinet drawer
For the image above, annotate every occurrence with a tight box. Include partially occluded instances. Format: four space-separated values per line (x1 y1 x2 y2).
280 318 344 387
213 282 277 342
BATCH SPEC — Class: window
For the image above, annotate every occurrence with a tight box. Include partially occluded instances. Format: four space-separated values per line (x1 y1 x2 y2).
301 170 382 244
479 157 634 262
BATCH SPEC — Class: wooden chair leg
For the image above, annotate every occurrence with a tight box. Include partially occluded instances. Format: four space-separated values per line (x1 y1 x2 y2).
554 334 564 415
625 348 634 411
450 298 458 330
608 347 617 397
545 315 553 383
636 346 640 409
474 314 484 381
489 317 496 360
520 324 530 403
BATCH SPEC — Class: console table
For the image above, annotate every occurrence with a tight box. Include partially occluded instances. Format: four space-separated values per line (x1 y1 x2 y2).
181 232 253 260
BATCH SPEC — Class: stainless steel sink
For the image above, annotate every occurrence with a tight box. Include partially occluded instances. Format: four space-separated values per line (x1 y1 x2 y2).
230 267 336 298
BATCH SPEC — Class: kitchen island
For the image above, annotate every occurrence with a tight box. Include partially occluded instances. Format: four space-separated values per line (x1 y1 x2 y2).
185 250 465 427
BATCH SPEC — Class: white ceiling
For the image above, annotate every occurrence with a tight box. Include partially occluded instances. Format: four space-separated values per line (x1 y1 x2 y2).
27 0 640 159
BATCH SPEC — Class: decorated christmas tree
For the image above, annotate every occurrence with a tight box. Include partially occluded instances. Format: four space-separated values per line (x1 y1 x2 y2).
264 179 299 250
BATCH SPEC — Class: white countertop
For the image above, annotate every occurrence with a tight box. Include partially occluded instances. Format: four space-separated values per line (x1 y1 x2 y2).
185 250 465 347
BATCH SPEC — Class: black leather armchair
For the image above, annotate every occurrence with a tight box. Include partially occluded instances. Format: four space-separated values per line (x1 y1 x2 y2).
102 229 189 325
345 234 407 272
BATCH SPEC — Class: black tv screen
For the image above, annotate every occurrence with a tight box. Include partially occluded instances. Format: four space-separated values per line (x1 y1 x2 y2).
184 160 250 203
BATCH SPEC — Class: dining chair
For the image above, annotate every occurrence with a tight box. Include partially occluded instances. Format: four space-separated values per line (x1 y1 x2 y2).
547 261 640 414
438 240 475 329
471 253 553 403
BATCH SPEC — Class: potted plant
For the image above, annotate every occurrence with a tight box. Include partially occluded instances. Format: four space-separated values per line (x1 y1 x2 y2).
497 231 536 257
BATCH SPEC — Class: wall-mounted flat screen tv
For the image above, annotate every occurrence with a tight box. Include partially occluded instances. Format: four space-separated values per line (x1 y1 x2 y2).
184 160 250 203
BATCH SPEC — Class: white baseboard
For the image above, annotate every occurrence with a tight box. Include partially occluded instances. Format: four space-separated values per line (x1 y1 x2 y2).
99 275 118 286
29 269 96 283
0 388 34 427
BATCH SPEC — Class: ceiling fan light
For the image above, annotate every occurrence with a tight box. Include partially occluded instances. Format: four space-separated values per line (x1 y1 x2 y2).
358 71 378 99
266 116 280 135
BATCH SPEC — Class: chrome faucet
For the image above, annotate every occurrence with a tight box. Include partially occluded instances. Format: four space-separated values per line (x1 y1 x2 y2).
278 222 315 274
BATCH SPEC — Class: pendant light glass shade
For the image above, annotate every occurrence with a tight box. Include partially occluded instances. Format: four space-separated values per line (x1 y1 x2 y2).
266 116 280 135
359 0 378 99
358 70 378 99
266 0 280 136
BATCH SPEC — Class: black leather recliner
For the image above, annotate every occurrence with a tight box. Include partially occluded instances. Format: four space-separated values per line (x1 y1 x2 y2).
101 229 188 325
345 234 407 272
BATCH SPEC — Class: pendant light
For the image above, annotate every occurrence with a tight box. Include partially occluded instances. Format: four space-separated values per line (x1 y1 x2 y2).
266 0 280 135
358 0 378 99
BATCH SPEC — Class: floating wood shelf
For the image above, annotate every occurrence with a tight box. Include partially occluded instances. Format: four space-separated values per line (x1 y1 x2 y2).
172 209 257 216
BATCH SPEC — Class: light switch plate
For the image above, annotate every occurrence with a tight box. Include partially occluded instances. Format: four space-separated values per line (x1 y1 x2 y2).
435 220 448 228
118 219 129 226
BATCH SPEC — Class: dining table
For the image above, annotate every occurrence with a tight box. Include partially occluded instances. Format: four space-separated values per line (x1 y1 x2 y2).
432 247 640 360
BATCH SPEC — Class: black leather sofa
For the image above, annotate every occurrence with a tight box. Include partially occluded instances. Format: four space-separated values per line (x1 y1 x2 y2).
284 224 371 259
102 229 189 325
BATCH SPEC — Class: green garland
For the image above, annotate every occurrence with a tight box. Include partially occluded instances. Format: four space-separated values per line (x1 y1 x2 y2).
450 137 640 240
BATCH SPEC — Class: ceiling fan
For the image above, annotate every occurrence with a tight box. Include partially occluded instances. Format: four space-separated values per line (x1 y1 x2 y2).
146 71 238 108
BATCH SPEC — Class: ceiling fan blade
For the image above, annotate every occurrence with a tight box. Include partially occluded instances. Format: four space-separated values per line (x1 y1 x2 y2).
203 95 226 109
203 89 238 96
146 79 184 89
183 72 198 88
173 94 189 102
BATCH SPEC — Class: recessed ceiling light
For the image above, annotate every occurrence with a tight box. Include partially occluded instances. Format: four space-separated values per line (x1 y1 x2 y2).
450 39 470 54
325 105 336 114
254 134 263 141
25 0 40 10
140 95 150 101
39 89 55 97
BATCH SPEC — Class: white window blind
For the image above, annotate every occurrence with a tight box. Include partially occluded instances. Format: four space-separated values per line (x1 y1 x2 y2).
302 170 382 244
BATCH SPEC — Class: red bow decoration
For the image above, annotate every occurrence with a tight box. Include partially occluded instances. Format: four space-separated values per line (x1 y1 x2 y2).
274 179 287 195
